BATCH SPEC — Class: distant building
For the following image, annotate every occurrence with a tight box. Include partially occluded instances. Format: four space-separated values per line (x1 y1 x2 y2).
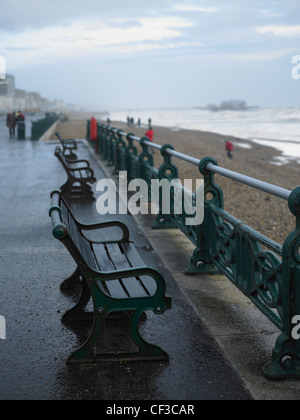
207 100 259 112
0 74 15 112
0 72 71 114
14 88 26 111
0 74 15 97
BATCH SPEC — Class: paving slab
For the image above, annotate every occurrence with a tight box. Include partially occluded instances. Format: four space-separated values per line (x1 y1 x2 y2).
0 117 252 400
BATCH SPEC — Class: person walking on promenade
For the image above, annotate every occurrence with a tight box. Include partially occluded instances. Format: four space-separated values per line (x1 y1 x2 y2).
225 140 234 159
6 111 17 138
16 111 25 122
145 126 155 155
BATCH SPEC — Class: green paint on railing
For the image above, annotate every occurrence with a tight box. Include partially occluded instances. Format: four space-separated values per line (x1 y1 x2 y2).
31 114 60 141
91 121 300 380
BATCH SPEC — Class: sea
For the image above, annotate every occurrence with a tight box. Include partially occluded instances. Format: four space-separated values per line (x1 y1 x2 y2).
104 107 300 166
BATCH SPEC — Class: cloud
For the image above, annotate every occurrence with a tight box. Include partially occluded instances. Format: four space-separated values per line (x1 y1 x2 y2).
0 0 176 32
1 0 299 109
256 25 300 37
1 16 195 68
204 48 297 62
172 5 218 13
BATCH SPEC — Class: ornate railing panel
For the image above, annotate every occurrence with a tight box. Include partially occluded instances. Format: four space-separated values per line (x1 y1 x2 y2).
90 121 300 380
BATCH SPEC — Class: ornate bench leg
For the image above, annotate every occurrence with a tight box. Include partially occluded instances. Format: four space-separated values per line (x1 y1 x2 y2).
81 183 95 201
62 278 92 322
60 179 70 194
66 152 78 161
128 309 169 361
66 308 169 364
67 310 106 364
62 182 95 201
60 267 82 290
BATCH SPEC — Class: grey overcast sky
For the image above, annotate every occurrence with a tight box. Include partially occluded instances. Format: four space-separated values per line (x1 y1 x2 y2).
0 0 299 110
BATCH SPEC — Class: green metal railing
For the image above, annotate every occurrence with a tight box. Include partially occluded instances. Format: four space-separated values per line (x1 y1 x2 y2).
87 121 300 380
31 114 60 141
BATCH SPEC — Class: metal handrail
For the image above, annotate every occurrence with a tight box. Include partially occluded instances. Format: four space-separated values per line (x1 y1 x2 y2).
96 122 300 379
110 128 292 201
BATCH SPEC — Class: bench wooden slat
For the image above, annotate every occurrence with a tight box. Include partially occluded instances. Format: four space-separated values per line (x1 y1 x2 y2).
121 242 157 296
106 243 149 298
92 243 129 299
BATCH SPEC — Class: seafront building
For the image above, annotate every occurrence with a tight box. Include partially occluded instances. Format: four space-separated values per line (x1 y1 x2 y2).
0 73 69 114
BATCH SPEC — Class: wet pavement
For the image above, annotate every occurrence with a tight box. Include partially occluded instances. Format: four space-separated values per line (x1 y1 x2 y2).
0 116 252 400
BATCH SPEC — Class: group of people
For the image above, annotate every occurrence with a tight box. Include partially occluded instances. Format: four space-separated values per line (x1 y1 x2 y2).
114 114 233 160
127 116 141 128
127 116 152 129
6 110 25 137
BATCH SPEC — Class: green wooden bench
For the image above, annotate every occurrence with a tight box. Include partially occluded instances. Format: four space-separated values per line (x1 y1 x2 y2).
54 146 96 200
55 131 78 160
49 190 172 364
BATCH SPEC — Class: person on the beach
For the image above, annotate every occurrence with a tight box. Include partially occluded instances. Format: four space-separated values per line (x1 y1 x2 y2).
225 140 234 159
6 111 17 138
145 127 154 154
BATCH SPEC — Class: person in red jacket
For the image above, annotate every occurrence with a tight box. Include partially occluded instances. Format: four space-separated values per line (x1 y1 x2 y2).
225 140 234 159
145 127 154 154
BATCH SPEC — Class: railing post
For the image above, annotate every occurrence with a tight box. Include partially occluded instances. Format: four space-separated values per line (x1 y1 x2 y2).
96 123 104 155
115 131 127 173
112 130 125 174
138 137 155 200
138 137 154 184
126 133 138 182
102 125 112 161
153 144 179 230
86 119 91 142
107 127 117 168
186 157 223 275
262 187 300 380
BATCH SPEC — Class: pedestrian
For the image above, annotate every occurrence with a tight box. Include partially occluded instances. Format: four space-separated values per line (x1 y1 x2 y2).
225 140 234 159
145 127 155 155
16 111 25 122
137 118 141 128
6 111 17 138
148 118 152 128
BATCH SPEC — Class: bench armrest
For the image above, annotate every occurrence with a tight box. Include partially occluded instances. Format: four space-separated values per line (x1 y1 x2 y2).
70 166 95 178
96 267 171 310
78 220 130 242
63 139 77 145
56 132 77 148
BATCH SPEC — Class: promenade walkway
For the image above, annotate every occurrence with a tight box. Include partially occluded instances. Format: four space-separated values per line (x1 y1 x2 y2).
0 116 252 400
